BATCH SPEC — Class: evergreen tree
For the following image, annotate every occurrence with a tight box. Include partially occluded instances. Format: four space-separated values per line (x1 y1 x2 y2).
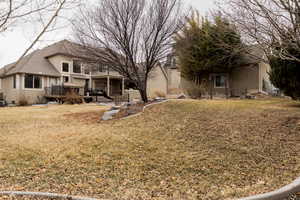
175 12 243 83
269 44 300 100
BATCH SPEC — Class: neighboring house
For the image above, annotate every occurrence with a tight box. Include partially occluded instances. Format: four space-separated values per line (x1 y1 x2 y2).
0 40 169 104
164 46 275 97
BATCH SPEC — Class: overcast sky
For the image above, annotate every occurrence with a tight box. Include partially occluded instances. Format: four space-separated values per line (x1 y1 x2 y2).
0 0 216 67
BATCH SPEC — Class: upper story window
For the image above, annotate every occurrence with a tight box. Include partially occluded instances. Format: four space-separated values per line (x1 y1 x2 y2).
98 65 107 72
62 62 69 73
25 74 42 89
73 60 82 74
214 75 226 88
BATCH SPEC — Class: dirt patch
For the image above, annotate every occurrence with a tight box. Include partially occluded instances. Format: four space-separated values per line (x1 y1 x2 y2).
63 110 106 124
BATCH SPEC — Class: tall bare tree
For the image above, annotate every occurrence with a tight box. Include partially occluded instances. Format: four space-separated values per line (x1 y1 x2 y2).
0 0 81 64
220 0 300 63
73 0 185 102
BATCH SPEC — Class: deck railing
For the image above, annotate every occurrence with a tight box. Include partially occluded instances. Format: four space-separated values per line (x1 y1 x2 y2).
44 86 66 96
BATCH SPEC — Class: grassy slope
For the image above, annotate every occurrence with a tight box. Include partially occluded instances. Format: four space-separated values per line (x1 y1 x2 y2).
0 99 299 200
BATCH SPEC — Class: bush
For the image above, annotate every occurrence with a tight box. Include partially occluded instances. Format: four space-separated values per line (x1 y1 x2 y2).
18 95 29 106
185 82 207 99
168 88 183 95
64 91 83 104
154 90 166 98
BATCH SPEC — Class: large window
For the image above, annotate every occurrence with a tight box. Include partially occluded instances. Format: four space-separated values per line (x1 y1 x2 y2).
62 62 69 72
13 75 16 89
214 75 226 88
73 60 82 74
25 74 42 89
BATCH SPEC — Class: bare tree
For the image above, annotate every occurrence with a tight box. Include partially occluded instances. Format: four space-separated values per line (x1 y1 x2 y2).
0 0 81 64
73 0 185 102
219 0 300 63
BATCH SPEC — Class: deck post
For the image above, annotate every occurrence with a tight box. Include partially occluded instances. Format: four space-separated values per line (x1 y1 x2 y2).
122 78 125 95
107 76 110 96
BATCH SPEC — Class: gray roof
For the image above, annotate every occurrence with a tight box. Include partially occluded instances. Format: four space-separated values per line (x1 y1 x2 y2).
241 45 266 65
0 40 82 77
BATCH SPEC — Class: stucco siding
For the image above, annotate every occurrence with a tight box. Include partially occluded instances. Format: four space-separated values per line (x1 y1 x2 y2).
19 90 45 104
230 64 259 96
48 55 73 74
167 68 182 94
1 75 19 103
72 78 86 87
147 66 168 97
259 62 272 92
1 74 53 104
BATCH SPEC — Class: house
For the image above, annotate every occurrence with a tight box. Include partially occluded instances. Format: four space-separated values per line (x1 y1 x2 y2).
0 40 169 104
163 46 275 98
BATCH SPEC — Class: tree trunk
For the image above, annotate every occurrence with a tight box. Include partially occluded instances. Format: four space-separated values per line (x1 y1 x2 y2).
139 88 148 103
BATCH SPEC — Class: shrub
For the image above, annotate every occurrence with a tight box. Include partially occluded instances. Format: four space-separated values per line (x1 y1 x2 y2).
154 90 166 98
185 82 207 99
168 88 183 95
18 95 29 106
269 50 300 100
64 91 83 104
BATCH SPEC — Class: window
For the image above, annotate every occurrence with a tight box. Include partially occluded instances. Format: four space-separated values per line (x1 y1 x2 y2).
63 76 69 83
62 62 69 72
98 65 107 72
73 60 82 74
13 75 16 89
215 75 226 88
25 74 42 89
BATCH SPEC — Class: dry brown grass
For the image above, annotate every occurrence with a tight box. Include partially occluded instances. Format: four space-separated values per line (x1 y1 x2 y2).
0 99 300 200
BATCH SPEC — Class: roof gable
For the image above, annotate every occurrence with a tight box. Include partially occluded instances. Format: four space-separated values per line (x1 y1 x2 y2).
0 40 81 77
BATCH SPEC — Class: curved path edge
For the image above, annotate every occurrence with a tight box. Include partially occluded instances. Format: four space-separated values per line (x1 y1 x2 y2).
120 100 169 120
238 177 300 200
0 191 102 200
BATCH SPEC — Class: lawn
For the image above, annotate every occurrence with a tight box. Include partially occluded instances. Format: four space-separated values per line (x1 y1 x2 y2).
0 99 299 200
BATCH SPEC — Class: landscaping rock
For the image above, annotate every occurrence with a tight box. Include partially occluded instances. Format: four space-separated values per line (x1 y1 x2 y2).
177 94 186 99
154 97 166 101
102 109 120 120
48 101 59 105
110 106 122 111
